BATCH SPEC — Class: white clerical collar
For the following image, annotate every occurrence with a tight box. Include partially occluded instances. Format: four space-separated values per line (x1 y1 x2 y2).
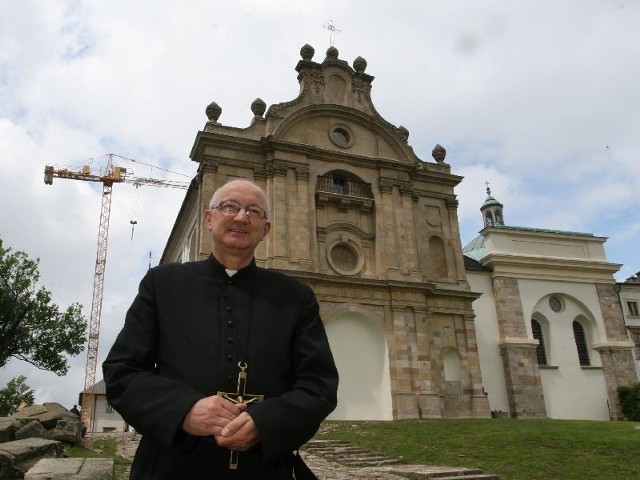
225 269 238 277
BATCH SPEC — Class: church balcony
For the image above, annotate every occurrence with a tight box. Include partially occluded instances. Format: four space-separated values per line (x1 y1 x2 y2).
316 175 374 213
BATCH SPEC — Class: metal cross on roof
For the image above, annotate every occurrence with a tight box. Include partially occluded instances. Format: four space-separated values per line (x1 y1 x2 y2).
323 19 341 46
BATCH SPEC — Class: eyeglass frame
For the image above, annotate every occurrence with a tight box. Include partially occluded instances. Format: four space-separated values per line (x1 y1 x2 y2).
209 200 269 220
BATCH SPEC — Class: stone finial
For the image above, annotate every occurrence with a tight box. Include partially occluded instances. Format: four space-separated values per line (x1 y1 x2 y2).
300 44 315 61
432 144 447 163
398 126 409 142
326 46 339 59
251 98 266 117
205 102 222 123
353 56 367 73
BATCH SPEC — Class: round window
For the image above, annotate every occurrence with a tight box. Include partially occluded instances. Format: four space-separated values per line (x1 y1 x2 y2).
327 242 362 276
331 244 357 270
549 296 563 313
329 125 354 148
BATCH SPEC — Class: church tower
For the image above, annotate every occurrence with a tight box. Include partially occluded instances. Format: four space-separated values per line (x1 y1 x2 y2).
480 185 504 228
162 45 490 420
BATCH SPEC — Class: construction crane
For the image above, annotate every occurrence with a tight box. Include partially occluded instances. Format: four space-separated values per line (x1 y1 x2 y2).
44 153 190 431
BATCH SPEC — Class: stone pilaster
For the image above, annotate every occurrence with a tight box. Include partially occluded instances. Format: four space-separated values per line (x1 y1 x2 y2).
379 178 399 274
499 339 546 418
493 276 545 418
416 309 440 418
462 313 491 418
492 276 528 338
263 161 288 266
595 343 638 420
594 283 639 419
391 303 419 419
399 182 419 276
446 197 467 283
295 167 312 269
596 283 630 341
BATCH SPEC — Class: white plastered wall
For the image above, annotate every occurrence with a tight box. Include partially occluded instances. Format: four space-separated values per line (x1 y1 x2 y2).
465 271 510 413
520 279 609 420
324 310 393 420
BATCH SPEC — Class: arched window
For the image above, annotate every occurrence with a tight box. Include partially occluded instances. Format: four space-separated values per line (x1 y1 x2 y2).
572 320 590 366
531 319 548 366
485 213 494 227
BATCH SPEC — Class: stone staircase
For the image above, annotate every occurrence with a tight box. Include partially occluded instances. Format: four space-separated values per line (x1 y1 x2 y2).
303 440 500 479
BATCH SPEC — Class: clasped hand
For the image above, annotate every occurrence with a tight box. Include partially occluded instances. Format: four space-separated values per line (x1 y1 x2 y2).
182 395 260 451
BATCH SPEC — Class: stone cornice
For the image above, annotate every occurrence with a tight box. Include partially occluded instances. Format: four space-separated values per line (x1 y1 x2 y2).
498 338 539 349
190 131 263 162
483 253 621 282
593 341 635 351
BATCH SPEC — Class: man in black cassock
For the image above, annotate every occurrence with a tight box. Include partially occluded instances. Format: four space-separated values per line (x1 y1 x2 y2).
103 179 338 479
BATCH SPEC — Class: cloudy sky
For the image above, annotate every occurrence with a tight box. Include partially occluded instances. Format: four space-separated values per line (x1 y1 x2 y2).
1 1 639 411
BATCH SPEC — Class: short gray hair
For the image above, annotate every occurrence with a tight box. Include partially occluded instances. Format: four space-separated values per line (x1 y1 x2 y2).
209 179 270 220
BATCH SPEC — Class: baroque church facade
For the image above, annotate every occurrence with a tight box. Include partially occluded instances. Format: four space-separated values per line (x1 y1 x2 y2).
160 45 638 421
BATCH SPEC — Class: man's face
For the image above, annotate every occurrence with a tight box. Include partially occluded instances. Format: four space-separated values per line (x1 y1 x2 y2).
205 181 271 257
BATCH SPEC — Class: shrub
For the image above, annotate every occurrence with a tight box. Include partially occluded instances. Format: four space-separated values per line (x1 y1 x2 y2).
617 383 640 421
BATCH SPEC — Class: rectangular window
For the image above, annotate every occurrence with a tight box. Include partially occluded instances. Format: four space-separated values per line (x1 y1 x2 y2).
106 403 114 413
627 301 639 317
631 329 640 359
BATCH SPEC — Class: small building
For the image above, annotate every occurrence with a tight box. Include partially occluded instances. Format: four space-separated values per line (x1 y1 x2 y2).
618 273 640 377
79 380 128 432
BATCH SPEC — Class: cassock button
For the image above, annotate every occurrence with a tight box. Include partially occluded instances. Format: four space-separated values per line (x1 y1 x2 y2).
226 306 232 312
227 375 233 381
227 354 233 360
227 320 233 326
228 337 234 343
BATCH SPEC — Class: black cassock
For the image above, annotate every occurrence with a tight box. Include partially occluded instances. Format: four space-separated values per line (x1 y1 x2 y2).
103 255 338 479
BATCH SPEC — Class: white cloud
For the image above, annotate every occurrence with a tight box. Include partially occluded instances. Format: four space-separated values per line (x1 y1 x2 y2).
1 0 639 410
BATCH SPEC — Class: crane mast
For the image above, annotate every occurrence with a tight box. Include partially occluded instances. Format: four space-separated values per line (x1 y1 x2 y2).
44 154 189 431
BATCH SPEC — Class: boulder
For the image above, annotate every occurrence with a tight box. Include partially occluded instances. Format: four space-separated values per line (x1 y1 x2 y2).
52 419 84 445
43 403 78 419
0 418 20 443
15 421 47 441
14 407 62 430
0 438 63 480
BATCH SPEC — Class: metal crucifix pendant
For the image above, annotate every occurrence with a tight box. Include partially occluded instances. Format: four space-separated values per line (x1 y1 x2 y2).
216 362 264 469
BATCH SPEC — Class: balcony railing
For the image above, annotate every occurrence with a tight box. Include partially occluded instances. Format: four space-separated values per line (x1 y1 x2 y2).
316 176 374 199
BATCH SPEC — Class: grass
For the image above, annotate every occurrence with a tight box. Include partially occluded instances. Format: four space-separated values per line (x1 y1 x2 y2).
67 438 131 479
317 419 640 479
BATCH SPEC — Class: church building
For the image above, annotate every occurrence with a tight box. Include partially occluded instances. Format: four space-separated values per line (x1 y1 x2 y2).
463 188 637 420
160 44 638 421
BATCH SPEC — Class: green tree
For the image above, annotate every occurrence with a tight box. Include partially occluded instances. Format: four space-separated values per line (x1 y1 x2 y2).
0 239 87 375
0 375 35 416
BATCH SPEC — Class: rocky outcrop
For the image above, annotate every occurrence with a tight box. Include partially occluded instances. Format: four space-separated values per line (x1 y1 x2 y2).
0 403 85 479
0 403 83 446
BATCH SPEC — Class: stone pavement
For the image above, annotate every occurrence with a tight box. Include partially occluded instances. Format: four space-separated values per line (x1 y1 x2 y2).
102 433 407 480
86 432 497 479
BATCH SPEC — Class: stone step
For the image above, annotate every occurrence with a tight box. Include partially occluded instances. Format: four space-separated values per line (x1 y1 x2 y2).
433 476 499 480
429 469 485 477
387 467 499 479
304 439 500 479
305 445 404 467
25 458 114 479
